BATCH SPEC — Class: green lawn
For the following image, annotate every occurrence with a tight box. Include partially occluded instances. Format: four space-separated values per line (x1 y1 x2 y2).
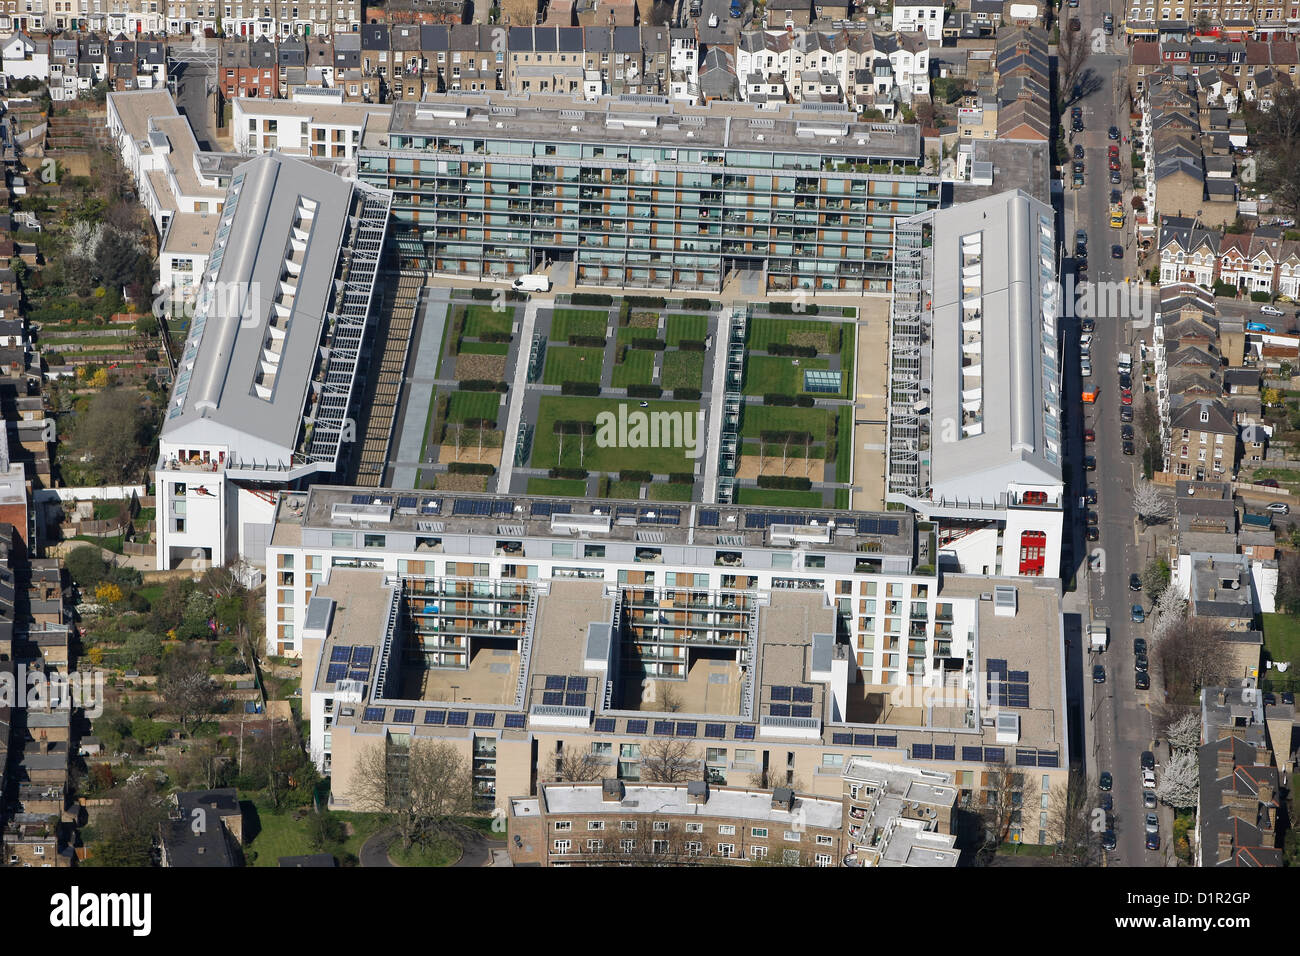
458 340 510 355
543 346 605 385
532 397 700 472
740 405 831 441
462 304 513 338
612 349 656 388
835 405 853 484
840 324 856 396
389 833 462 867
551 309 610 340
448 391 502 425
665 314 708 345
833 488 850 509
735 487 825 508
1247 467 1300 492
742 355 831 396
243 801 388 867
527 477 589 497
747 317 842 353
606 480 643 500
1262 613 1300 671
647 481 694 502
617 326 661 345
662 350 704 390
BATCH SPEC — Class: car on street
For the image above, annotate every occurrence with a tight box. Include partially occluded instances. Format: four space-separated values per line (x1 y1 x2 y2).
1134 637 1147 655
1120 406 1134 422
1081 317 1096 333
1093 664 1106 683
1111 244 1123 258
1109 157 1121 172
1141 750 1156 771
1110 169 1122 184
1284 692 1296 706
1109 189 1122 205
1100 771 1113 791
1084 428 1096 442
1130 574 1142 591
1084 488 1098 504
1145 813 1160 835
1074 144 1085 160
1108 126 1120 140
1257 478 1280 488
1086 511 1098 526
1135 652 1148 671
1104 13 1114 33
1143 790 1157 809
1121 425 1134 441
1261 304 1285 317
1069 16 1081 29
1076 229 1087 249
1119 371 1132 389
1146 832 1160 851
1123 441 1135 456
1084 455 1097 471
1267 502 1290 515
1087 526 1100 541
1142 768 1157 789
1081 358 1093 376
1131 604 1145 623
1108 143 1120 156
1076 259 1088 277
1101 793 1113 812
1121 391 1133 406
1265 692 1276 706
1079 332 1093 349
1135 671 1150 690
1102 830 1117 851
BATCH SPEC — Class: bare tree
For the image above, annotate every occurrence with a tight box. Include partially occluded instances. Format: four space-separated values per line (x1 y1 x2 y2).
660 684 683 713
158 644 220 734
641 739 700 783
348 738 475 850
1047 771 1103 867
1155 749 1200 809
746 769 808 792
568 814 728 866
1155 615 1229 704
1057 21 1091 109
1133 480 1172 524
978 760 1023 857
550 746 608 783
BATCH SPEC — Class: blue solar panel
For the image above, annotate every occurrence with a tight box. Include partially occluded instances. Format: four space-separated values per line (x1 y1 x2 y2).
1009 670 1029 683
564 693 585 707
348 670 369 683
504 713 526 729
745 513 767 529
595 718 616 733
832 732 853 745
615 507 637 520
567 676 588 691
705 723 726 739
352 647 374 666
453 499 489 516
491 500 516 515
363 707 385 722
545 675 566 690
375 495 393 504
351 494 370 504
792 686 813 703
771 686 792 701
875 735 897 748
912 744 933 759
425 710 447 725
393 708 416 724
530 502 552 517
934 745 955 761
542 692 563 706
653 720 675 736
420 498 441 514
770 703 790 717
447 711 469 726
983 747 1005 763
474 712 496 728
791 704 813 718
331 646 352 663
698 509 720 527
397 496 419 510
962 746 984 762
1015 750 1037 767
626 719 647 735
853 734 875 747
734 725 756 740
987 659 1008 675
1038 751 1059 768
326 664 347 683
675 722 697 737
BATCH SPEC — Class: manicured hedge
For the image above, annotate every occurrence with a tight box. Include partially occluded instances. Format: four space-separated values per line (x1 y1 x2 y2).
561 382 601 396
757 475 812 490
448 462 495 475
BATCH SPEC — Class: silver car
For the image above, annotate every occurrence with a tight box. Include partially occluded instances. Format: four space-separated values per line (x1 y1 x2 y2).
1145 813 1160 834
1143 790 1157 810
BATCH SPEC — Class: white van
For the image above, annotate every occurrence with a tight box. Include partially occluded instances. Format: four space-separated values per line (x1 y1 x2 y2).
512 274 551 292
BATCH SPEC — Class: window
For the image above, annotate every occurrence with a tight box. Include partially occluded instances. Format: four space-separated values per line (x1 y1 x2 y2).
718 824 736 835
685 822 703 833
652 839 669 853
588 820 605 830
363 533 386 548
815 853 832 866
553 839 571 853
751 827 768 838
686 841 702 854
331 532 354 548
584 545 605 558
735 749 756 764
821 753 844 770
816 834 833 845
783 830 801 842
620 839 637 853
653 821 669 832
751 845 768 859
586 839 604 851
717 843 735 857
591 742 612 757
554 821 572 831
621 821 637 832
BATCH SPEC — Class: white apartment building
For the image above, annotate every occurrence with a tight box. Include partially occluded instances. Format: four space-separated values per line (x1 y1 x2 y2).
893 0 945 42
232 90 390 171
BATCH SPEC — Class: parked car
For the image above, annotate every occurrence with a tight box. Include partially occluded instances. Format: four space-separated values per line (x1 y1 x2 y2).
1111 244 1123 258
1110 169 1122 184
1069 16 1081 29
1081 317 1096 333
1130 574 1142 591
1143 790 1157 809
1074 144 1085 160
1145 813 1160 834
1120 406 1134 423
1135 652 1148 671
1257 478 1280 488
1123 441 1135 456
1081 359 1093 377
1108 126 1121 140
1146 832 1160 851
1084 488 1098 504
1084 428 1096 442
1134 637 1147 655
1100 771 1113 791
1102 830 1117 850
1084 455 1097 471
1135 670 1150 690
1261 304 1285 317
1267 502 1290 515
1101 793 1113 812
1093 664 1106 683
1131 604 1145 623
1142 768 1157 789
1087 526 1100 541
1283 692 1295 706
1109 189 1122 205
1086 511 1099 526
1121 391 1134 406
1119 371 1132 389
1121 425 1135 441
1141 750 1156 771
1108 144 1120 157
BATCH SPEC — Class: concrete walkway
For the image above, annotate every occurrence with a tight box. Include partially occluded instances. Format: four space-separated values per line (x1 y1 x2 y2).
389 287 452 489
700 309 731 502
497 296 543 493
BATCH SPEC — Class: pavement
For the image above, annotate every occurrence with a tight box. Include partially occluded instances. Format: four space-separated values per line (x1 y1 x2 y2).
1064 1 1175 867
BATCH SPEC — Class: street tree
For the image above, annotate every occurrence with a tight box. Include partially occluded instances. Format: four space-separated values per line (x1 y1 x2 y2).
1133 480 1172 524
348 738 474 850
550 745 608 783
1155 749 1200 809
1165 711 1203 752
1141 558 1172 599
1154 615 1227 704
1047 771 1103 867
978 760 1024 859
640 738 700 783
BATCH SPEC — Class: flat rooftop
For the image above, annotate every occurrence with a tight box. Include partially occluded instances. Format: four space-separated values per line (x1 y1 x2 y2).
161 212 217 257
372 91 925 162
535 781 843 829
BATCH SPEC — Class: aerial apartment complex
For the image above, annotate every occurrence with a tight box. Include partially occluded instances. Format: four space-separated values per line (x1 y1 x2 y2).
356 91 940 293
265 486 1069 847
885 189 1066 578
153 153 392 570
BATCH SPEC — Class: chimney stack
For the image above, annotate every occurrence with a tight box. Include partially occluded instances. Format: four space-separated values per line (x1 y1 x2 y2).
687 780 708 805
1217 740 1236 778
1217 830 1234 864
771 786 795 811
601 778 625 803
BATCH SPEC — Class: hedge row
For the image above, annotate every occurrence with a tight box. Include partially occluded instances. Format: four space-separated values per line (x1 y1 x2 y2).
550 467 589 480
620 470 653 482
630 338 666 351
764 393 816 407
678 339 707 351
448 462 496 475
626 296 666 309
769 302 819 315
569 335 607 348
668 472 694 484
757 475 812 490
562 382 601 396
768 344 818 358
572 293 613 306
626 384 662 398
460 379 509 392
673 388 701 401
681 298 713 311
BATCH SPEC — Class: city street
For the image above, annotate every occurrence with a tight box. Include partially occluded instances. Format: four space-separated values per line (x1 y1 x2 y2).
1062 1 1171 866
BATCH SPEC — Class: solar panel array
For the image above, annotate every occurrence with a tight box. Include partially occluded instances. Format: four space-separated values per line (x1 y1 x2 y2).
425 710 447 725
363 707 385 722
348 670 369 683
530 501 573 518
856 517 900 536
565 693 585 707
1037 750 1059 768
745 512 808 529
504 713 526 729
447 711 469 726
474 712 496 728
542 692 563 706
792 704 813 718
792 687 813 703
326 663 348 683
331 646 352 663
912 743 933 759
1015 749 1037 767
705 723 726 739
675 722 697 737
771 703 789 716
832 732 883 747
567 676 588 691
352 647 374 666
698 509 720 527
544 675 566 690
594 718 616 733
393 708 415 724
934 745 955 761
452 498 517 517
734 725 756 740
626 719 648 735
771 685 792 701
653 720 675 736
962 746 984 762
987 659 1030 708
397 496 419 510
875 735 897 748
983 747 1005 763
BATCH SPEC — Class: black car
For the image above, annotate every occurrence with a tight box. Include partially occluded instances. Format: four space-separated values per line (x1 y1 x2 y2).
1111 244 1124 259
1110 189 1122 205
1074 144 1085 160
1086 526 1100 541
1081 318 1096 333
1284 692 1296 706
1119 371 1132 389
1084 488 1098 504
1073 119 1084 133
1093 664 1106 683
1141 750 1156 771
1134 637 1147 655
1076 229 1087 247
1100 771 1113 791
1110 169 1122 184
1108 126 1121 140
1264 692 1276 706
1121 425 1135 441
1086 510 1098 525
1123 441 1135 456
1136 671 1151 690
1100 793 1113 812
1130 573 1142 591
1084 455 1097 471
1135 652 1148 671
1120 406 1134 423
1146 832 1161 851
1102 830 1117 851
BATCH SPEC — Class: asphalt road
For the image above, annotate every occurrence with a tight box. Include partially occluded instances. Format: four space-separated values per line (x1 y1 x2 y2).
1064 3 1171 866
